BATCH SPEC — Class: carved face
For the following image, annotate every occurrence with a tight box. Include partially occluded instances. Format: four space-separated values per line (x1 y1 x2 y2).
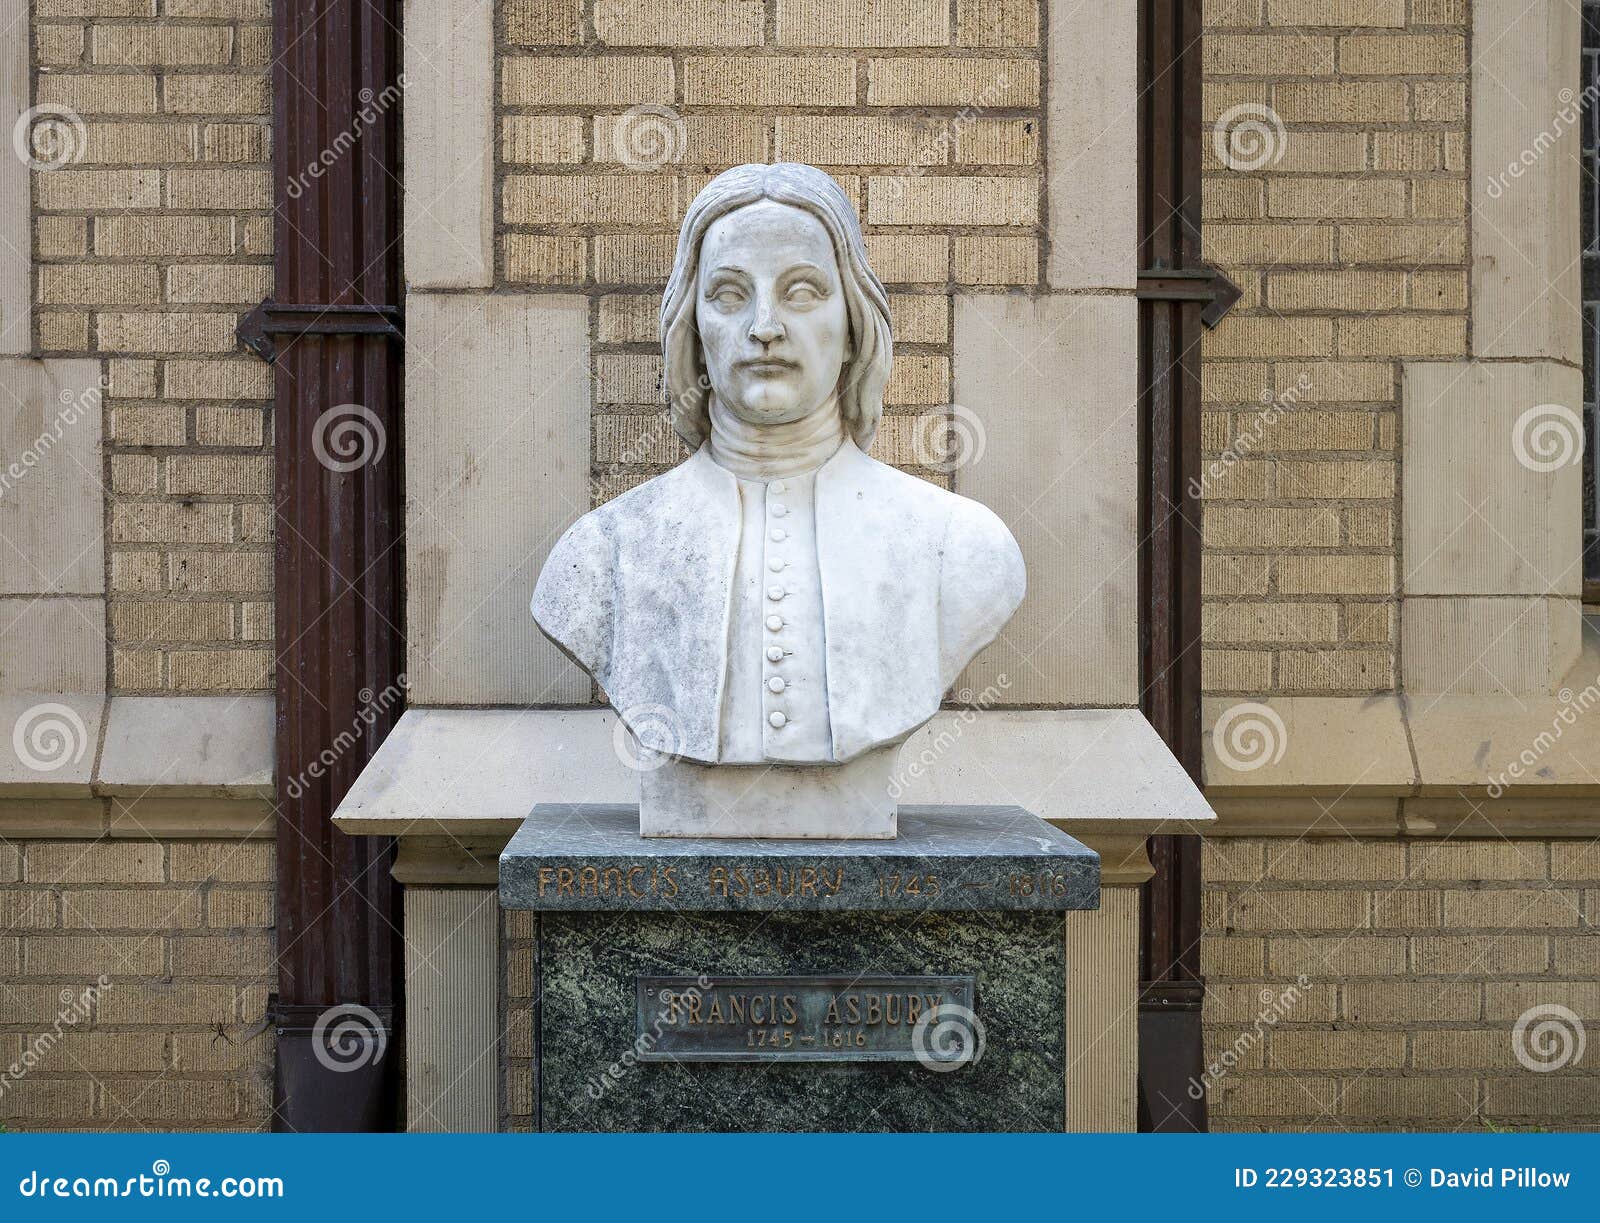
695 200 850 428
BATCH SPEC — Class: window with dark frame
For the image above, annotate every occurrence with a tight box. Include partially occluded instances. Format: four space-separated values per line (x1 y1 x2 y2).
1584 2 1600 595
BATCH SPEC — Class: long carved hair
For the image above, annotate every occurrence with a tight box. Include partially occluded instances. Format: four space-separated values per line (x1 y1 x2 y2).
659 163 894 453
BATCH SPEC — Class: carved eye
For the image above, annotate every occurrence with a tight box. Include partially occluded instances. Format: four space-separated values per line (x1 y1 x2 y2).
709 286 746 310
786 282 822 306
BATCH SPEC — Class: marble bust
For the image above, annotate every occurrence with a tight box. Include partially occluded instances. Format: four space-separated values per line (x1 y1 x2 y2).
532 163 1025 837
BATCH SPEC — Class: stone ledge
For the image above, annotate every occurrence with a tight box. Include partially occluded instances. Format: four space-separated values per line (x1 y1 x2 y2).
0 695 275 837
335 706 1215 885
1203 683 1600 837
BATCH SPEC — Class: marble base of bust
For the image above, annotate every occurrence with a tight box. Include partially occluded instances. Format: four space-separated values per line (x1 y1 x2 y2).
636 742 898 838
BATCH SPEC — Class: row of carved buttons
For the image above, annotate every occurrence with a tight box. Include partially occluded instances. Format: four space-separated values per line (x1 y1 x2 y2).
767 487 791 728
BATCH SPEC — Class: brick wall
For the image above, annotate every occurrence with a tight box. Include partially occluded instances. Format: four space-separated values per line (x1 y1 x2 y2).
0 838 274 1131
495 0 1046 500
32 0 275 695
1202 838 1600 1130
1199 0 1469 696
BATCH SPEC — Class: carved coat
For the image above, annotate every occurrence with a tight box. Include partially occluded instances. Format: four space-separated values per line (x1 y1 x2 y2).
531 439 1026 764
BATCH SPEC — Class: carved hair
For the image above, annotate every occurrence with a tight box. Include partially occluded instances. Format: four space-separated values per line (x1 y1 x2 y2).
660 163 893 452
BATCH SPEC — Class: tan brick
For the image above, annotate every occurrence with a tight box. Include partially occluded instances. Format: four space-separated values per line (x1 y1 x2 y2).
166 167 271 210
26 843 163 885
171 933 274 976
777 0 948 46
887 294 947 344
0 1079 93 1122
500 115 585 165
238 503 272 542
1265 269 1405 312
195 406 265 446
864 234 948 283
504 175 678 226
78 119 197 163
39 165 162 209
1207 222 1333 266
1275 82 1408 124
501 56 673 106
60 890 203 928
592 234 675 284
199 120 267 162
684 55 856 106
172 1027 273 1073
1340 1076 1478 1120
0 844 17 884
594 354 662 405
164 356 272 399
36 24 87 66
1203 601 1338 643
98 1078 241 1123
240 601 273 640
1205 33 1333 75
1342 600 1392 641
1202 648 1273 691
1269 1029 1406 1070
39 311 91 350
1224 888 1368 931
1269 839 1404 881
1485 980 1600 1021
1412 178 1466 219
1211 1075 1339 1118
775 114 939 167
1484 1076 1600 1121
165 0 270 14
505 0 580 43
30 1031 167 1075
37 72 158 114
112 502 232 544
866 174 1036 226
1370 131 1441 172
111 600 233 644
91 25 234 65
169 551 272 593
1275 459 1394 499
882 354 949 404
1551 844 1600 881
96 215 234 257
1337 223 1463 265
1412 1029 1518 1070
1442 888 1582 929
1410 269 1467 311
1412 934 1548 976
38 264 160 305
1268 935 1406 976
1345 980 1478 1022
1552 934 1600 975
956 0 1038 46
207 888 273 927
163 73 271 114
171 648 272 690
866 58 1038 107
1277 648 1392 691
164 263 271 304
1203 317 1333 359
1203 554 1271 596
113 647 163 688
1200 934 1264 977
1 890 59 930
598 0 762 45
1372 888 1440 928
1410 0 1465 22
1205 981 1337 1023
110 551 165 593
165 454 270 496
1338 33 1464 75
107 357 158 397
502 234 587 286
1203 506 1340 548
1407 842 1546 882
25 934 163 976
169 841 273 883
108 401 186 446
1265 0 1403 25
1202 839 1266 884
38 214 88 256
952 235 1037 285
1412 81 1464 123
1266 178 1406 220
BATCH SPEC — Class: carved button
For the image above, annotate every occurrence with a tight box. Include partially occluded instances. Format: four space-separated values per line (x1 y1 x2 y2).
767 585 784 600
767 677 786 693
768 558 784 571
771 481 787 494
766 646 784 662
768 711 787 728
771 504 788 517
770 528 787 542
765 615 783 631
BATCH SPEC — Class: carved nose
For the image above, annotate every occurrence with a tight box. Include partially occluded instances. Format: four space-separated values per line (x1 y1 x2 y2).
749 312 783 344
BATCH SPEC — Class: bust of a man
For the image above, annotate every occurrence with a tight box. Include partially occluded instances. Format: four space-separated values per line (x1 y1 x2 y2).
533 163 1024 837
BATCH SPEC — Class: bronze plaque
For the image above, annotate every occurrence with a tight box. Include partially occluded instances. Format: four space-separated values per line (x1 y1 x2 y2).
634 974 978 1064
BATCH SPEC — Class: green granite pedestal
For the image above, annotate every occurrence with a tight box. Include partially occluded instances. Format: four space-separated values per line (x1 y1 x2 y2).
499 804 1100 1132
